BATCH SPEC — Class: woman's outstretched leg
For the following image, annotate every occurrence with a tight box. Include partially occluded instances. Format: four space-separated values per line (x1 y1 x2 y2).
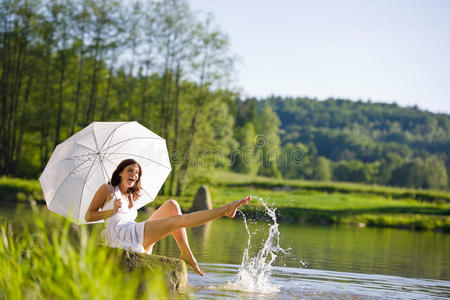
146 199 203 275
142 196 251 275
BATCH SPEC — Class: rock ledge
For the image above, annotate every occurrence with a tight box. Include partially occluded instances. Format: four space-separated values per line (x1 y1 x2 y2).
121 250 189 291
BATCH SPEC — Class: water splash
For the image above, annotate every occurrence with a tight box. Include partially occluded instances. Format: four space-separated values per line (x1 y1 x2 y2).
224 196 285 294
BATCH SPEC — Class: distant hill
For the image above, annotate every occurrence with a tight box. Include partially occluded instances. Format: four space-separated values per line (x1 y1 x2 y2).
267 96 450 162
233 96 449 190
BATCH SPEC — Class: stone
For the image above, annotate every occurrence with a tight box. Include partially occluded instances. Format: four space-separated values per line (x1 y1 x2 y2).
121 250 189 291
189 185 212 212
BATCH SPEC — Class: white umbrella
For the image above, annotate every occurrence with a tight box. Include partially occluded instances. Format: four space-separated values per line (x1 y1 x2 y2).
39 121 171 224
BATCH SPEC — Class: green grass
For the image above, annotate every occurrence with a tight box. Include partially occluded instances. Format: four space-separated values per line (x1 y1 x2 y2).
1 172 450 232
151 185 450 232
211 187 446 212
0 206 167 299
206 185 450 231
0 176 43 202
339 214 450 231
213 170 450 203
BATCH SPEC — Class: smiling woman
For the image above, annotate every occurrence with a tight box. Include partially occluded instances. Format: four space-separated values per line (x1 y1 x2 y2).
85 158 251 276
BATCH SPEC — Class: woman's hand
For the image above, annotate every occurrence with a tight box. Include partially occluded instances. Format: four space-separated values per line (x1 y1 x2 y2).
112 196 122 213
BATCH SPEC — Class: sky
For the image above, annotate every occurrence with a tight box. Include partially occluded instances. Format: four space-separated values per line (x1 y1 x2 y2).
188 0 450 114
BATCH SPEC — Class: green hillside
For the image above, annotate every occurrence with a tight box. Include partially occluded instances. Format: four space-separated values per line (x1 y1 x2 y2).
232 97 450 190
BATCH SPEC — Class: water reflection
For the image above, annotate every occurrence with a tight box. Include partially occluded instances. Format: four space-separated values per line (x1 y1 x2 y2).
155 218 450 281
1 204 450 281
188 264 450 300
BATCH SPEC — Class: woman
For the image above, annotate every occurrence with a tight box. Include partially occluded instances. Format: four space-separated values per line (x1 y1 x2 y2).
85 159 251 276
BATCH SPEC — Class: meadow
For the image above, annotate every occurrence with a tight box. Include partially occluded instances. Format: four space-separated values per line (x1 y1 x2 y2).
1 172 449 232
158 171 450 232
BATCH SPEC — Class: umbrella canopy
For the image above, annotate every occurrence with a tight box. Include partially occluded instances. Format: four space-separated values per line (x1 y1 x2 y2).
39 121 171 224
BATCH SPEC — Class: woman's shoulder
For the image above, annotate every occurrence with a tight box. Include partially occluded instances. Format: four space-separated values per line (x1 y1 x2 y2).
99 183 114 194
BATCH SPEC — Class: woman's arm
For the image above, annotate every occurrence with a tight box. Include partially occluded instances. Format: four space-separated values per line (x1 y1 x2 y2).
85 183 118 222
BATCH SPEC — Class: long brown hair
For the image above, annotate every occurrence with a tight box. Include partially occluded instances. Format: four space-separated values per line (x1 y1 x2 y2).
109 159 142 205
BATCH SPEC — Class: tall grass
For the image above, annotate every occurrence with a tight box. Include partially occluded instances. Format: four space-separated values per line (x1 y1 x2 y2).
0 205 167 299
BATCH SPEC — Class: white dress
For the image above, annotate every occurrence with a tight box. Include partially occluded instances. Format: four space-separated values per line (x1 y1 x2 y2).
101 185 152 254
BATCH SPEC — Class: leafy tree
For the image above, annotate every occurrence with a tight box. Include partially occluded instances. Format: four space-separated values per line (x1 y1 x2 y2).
390 158 425 189
376 152 403 185
334 160 369 183
313 156 331 181
1 0 449 193
253 105 282 178
423 156 448 190
279 142 310 179
232 122 258 175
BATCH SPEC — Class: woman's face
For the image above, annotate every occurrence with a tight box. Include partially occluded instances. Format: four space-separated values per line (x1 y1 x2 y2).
119 164 140 188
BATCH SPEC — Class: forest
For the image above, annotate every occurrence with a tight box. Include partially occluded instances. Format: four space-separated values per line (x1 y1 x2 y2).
1 0 449 193
233 97 449 190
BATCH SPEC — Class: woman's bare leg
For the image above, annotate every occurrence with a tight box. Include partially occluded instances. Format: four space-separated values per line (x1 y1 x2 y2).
146 199 203 275
142 196 251 275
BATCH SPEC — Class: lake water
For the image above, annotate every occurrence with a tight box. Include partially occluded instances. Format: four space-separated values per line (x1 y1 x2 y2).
2 203 450 299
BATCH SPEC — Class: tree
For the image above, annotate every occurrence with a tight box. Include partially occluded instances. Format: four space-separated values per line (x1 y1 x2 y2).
423 156 448 190
0 0 40 174
175 13 235 195
390 158 425 188
278 142 310 179
149 0 198 194
375 152 403 185
314 156 331 181
232 122 257 175
83 0 123 126
253 105 282 178
334 160 369 183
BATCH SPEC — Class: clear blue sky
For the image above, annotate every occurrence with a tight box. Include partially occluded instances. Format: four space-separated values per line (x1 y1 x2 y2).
188 0 450 114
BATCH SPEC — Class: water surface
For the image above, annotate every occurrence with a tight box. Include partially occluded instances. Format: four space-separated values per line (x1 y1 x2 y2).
2 203 449 299
153 217 450 281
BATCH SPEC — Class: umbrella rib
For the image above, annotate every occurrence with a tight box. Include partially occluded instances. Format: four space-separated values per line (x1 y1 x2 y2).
76 142 96 154
104 132 115 155
103 140 129 162
71 161 97 174
141 187 155 202
102 155 117 167
133 188 154 210
100 156 118 183
99 160 110 183
101 137 161 164
47 157 94 206
85 160 103 183
91 123 110 183
99 122 129 153
63 152 97 160
65 153 98 172
92 122 101 153
77 154 99 221
108 152 171 170
102 136 162 154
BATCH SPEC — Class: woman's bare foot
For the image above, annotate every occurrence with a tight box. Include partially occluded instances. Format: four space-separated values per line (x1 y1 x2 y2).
224 196 251 218
179 252 204 276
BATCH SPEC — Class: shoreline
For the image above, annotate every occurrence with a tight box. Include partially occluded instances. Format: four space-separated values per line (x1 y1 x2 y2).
1 196 449 233
1 176 449 233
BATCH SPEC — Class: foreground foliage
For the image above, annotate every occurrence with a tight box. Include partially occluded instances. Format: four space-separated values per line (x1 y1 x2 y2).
0 207 167 299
